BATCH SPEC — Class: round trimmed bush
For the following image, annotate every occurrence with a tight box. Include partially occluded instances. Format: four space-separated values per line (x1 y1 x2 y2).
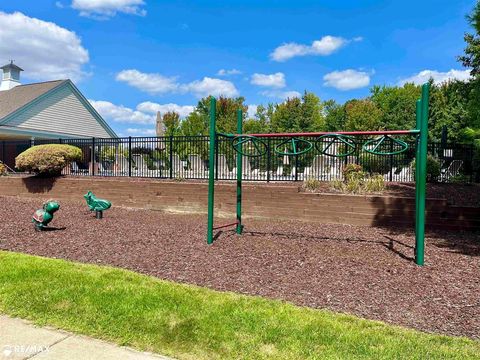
15 144 82 176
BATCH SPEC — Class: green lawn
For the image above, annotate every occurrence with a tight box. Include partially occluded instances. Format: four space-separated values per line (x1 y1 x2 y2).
0 251 479 359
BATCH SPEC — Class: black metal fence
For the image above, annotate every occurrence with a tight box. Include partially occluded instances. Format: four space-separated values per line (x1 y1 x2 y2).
0 136 477 183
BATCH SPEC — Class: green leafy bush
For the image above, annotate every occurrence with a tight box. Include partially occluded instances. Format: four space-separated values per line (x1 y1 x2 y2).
15 144 82 176
411 155 441 182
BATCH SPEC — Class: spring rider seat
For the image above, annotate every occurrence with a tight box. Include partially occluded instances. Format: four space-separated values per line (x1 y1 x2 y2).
32 200 60 231
84 191 111 219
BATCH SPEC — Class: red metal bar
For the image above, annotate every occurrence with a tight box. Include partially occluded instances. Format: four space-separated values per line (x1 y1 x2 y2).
213 221 239 230
245 130 419 138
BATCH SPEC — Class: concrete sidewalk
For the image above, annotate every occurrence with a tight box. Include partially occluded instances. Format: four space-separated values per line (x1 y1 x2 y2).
0 316 172 360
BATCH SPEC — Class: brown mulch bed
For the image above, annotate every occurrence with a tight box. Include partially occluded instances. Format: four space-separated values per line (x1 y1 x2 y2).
0 196 479 339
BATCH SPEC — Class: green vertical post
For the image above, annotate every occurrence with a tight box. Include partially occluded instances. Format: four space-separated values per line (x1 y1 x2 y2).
236 109 243 234
415 83 430 265
207 97 217 245
414 99 421 238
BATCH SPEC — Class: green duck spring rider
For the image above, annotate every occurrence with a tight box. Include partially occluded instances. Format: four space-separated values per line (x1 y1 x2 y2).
32 200 60 231
84 191 111 219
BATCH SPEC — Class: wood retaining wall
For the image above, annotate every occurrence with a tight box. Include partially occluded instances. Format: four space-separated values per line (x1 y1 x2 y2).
0 176 479 231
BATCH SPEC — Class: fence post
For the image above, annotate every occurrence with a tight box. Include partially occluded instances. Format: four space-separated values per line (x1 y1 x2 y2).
469 145 474 183
169 135 173 179
215 134 219 181
266 138 271 182
294 154 299 181
389 140 394 182
91 137 95 176
128 136 132 177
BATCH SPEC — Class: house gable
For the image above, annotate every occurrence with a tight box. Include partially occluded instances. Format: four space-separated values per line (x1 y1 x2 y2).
0 81 117 139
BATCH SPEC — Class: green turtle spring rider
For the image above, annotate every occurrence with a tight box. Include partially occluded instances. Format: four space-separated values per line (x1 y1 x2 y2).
84 191 111 219
32 200 60 231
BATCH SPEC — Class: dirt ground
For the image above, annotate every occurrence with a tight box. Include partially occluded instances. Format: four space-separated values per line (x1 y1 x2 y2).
0 196 479 339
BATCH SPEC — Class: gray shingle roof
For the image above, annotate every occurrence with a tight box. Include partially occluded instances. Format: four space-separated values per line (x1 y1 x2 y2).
0 80 66 120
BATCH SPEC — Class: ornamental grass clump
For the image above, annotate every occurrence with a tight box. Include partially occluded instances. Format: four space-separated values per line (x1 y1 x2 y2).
15 144 82 176
331 163 385 194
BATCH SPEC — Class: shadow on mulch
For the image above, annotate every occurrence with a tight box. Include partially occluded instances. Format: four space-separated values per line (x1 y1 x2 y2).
226 229 417 262
40 227 67 232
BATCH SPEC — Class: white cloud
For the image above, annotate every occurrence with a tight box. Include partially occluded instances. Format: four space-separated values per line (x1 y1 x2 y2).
217 69 242 76
116 69 179 95
261 90 301 100
89 100 154 124
137 101 194 118
116 69 238 98
181 77 239 98
71 0 146 19
55 1 65 8
271 35 361 62
126 128 156 136
0 12 89 81
323 69 370 91
90 99 195 125
399 69 471 85
247 104 257 119
251 72 286 88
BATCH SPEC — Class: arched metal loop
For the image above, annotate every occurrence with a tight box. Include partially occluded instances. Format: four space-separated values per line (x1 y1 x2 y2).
231 135 267 157
274 138 313 156
362 135 409 155
315 134 356 157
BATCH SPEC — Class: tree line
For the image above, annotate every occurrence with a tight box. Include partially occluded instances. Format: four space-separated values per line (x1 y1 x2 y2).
160 1 480 150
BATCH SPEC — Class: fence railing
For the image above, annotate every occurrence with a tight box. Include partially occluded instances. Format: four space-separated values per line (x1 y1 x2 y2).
0 136 477 183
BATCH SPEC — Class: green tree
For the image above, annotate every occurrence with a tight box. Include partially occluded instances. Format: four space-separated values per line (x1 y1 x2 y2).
458 1 480 77
344 99 383 131
163 111 181 136
323 100 345 131
180 96 247 136
429 80 470 142
370 83 421 131
270 92 324 133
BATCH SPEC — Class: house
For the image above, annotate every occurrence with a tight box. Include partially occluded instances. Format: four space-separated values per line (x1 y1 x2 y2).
0 61 116 140
0 61 117 168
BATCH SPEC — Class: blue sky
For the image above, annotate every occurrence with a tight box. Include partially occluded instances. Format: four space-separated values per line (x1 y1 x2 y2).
0 0 475 136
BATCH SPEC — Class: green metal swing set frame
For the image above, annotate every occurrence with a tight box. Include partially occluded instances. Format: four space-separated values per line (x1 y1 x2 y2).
207 83 430 266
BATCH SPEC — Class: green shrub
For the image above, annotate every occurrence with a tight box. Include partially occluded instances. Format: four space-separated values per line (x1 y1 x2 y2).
331 167 385 194
15 144 82 176
302 177 322 192
363 174 386 193
411 155 441 182
343 163 363 179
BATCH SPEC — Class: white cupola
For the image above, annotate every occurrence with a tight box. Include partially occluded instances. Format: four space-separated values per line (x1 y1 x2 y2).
0 61 23 91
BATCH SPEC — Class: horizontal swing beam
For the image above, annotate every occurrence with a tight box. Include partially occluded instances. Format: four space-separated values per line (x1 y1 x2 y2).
244 130 420 138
